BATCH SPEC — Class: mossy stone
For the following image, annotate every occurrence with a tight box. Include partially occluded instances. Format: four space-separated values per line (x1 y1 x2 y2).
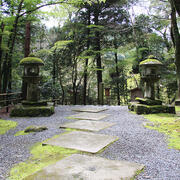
24 126 48 133
128 102 136 111
135 97 162 105
20 57 44 65
10 105 54 117
140 58 162 66
134 104 175 115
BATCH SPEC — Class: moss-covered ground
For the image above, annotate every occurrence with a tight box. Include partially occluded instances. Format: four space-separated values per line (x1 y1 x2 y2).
9 133 79 180
14 130 29 136
0 119 17 135
143 107 180 150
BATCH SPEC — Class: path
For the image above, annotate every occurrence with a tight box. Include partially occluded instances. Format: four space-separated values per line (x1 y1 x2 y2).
0 106 180 179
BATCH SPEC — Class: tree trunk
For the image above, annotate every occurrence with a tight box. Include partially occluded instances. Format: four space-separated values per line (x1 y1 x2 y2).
22 21 31 100
94 7 103 105
3 0 24 93
114 36 120 105
0 22 5 93
173 0 180 16
83 7 91 105
24 22 31 57
169 0 180 99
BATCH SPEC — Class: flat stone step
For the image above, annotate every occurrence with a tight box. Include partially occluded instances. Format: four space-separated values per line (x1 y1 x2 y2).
68 112 109 121
43 131 118 153
25 154 145 180
72 107 108 113
60 120 115 132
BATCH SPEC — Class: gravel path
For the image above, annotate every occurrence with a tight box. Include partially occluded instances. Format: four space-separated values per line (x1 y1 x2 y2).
0 105 180 180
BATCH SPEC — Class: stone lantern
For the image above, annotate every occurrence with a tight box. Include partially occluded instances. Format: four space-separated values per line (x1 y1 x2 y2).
20 57 44 102
10 56 54 117
128 55 175 114
139 55 162 100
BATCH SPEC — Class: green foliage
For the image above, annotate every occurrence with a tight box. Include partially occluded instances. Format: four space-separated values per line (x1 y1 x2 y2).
0 119 17 135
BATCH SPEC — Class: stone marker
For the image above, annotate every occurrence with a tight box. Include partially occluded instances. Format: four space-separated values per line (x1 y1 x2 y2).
60 120 115 132
72 107 108 113
25 154 144 180
43 131 118 153
68 112 109 121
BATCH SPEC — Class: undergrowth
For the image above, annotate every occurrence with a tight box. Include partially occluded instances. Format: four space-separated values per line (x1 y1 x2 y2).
143 110 180 150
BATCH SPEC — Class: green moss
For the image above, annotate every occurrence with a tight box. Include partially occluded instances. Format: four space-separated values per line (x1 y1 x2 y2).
134 104 175 114
0 119 17 135
175 106 180 112
14 126 47 136
10 105 54 117
140 58 162 65
96 137 119 154
24 126 48 133
9 133 79 180
135 97 162 105
131 168 145 180
143 113 180 150
19 57 44 65
14 130 29 136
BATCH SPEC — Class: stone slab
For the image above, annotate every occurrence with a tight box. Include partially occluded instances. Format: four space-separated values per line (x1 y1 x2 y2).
60 120 115 131
44 131 118 153
72 107 108 113
25 154 145 180
68 112 109 121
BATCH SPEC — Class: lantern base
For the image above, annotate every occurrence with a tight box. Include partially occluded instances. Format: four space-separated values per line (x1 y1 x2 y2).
10 104 54 117
135 97 162 105
175 99 180 106
128 102 175 115
22 100 48 106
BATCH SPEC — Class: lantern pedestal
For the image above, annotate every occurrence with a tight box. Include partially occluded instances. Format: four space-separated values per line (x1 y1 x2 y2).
128 101 175 115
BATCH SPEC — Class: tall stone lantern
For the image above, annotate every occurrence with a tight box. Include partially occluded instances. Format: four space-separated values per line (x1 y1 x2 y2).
139 55 162 100
128 55 175 114
10 56 54 117
20 57 44 102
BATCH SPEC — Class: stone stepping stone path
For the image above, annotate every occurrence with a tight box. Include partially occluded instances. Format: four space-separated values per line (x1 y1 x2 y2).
43 131 118 153
68 112 109 120
25 154 144 180
60 120 115 132
25 107 145 179
72 107 108 113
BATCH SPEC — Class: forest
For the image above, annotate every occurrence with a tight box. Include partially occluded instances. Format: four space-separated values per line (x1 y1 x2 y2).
0 0 180 105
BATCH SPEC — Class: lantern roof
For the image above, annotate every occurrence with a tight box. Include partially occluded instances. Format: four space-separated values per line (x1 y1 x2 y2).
20 57 44 66
140 55 162 66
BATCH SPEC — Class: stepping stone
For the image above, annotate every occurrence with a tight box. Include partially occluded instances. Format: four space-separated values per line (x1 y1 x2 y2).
43 131 118 153
60 120 115 132
25 154 145 180
68 112 109 121
72 107 108 113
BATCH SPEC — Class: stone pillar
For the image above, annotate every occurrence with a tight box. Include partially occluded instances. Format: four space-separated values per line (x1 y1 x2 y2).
27 83 40 102
99 82 104 105
144 81 155 100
